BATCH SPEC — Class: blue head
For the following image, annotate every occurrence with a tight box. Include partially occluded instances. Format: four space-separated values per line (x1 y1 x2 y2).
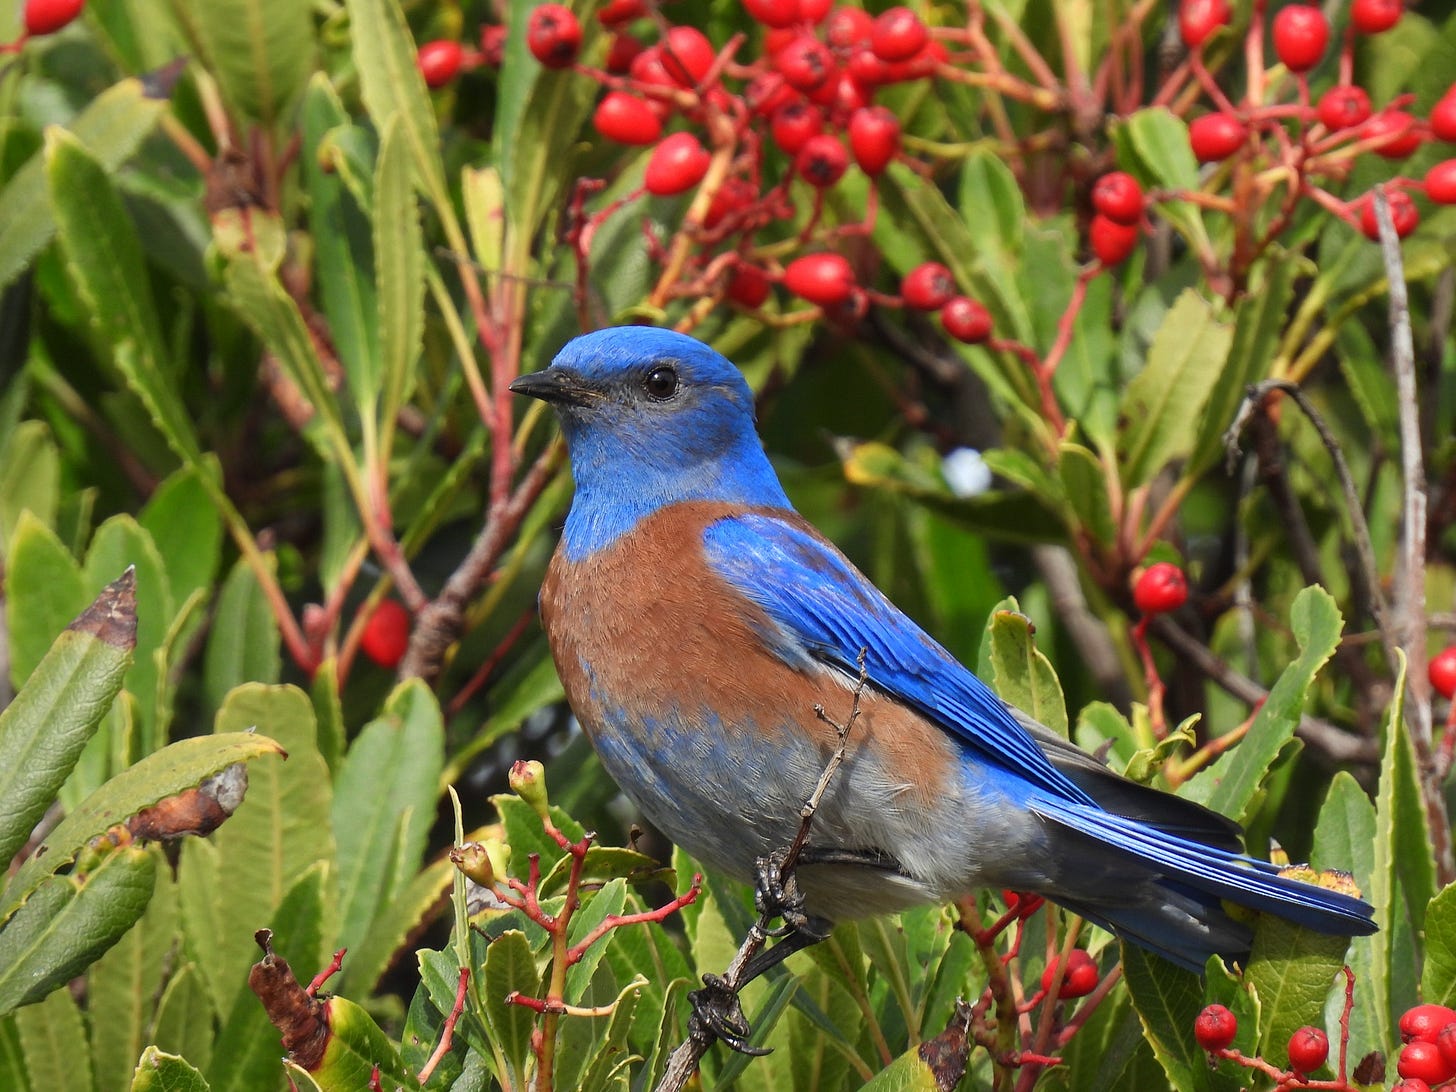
511 327 791 557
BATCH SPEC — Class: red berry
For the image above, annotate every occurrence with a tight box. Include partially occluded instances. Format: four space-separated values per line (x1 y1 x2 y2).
743 0 800 29
1427 162 1456 207
775 35 835 91
1400 1004 1456 1043
1366 110 1422 159
901 262 956 311
1434 90 1456 142
796 133 849 187
480 24 507 65
417 40 464 88
1393 1080 1434 1092
1350 0 1403 34
1358 188 1419 239
1317 85 1372 130
848 106 900 175
1091 171 1144 225
1399 1040 1456 1085
526 4 582 69
746 72 796 117
661 26 715 88
1040 950 1098 1000
597 0 645 27
941 297 993 343
871 7 928 62
1272 5 1329 72
1133 562 1188 614
1089 214 1139 265
644 133 710 196
771 101 825 154
826 6 874 49
604 32 645 74
705 176 758 227
1189 113 1246 161
361 600 411 669
24 0 84 35
784 253 855 306
1430 647 1456 697
726 265 772 308
799 0 833 23
1178 0 1229 49
1438 1022 1456 1068
1194 1004 1238 1051
1287 1026 1329 1074
593 92 663 145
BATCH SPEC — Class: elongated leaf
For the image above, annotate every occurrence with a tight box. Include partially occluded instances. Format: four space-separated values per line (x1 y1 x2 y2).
1118 290 1233 488
1422 884 1456 1008
482 931 540 1090
1122 946 1241 1092
987 606 1068 737
306 996 413 1091
1246 914 1350 1069
1058 442 1116 547
0 78 168 292
0 1015 30 1092
0 568 135 867
345 858 453 997
0 732 281 927
140 465 224 614
372 113 425 430
0 844 157 1017
1115 108 1209 249
152 964 217 1073
0 421 59 556
203 557 282 713
14 985 92 1092
332 679 443 975
1181 586 1342 821
182 0 313 128
130 1047 212 1092
3 512 88 689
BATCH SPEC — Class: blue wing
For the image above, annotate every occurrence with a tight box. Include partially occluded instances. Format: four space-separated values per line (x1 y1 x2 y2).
701 510 1096 806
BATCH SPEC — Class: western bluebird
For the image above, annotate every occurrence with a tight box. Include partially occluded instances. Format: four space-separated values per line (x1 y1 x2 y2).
510 326 1374 981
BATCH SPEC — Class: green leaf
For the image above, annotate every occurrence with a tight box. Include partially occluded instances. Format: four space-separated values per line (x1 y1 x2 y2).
482 930 540 1089
564 878 629 1003
184 0 313 126
130 1047 212 1092
1058 442 1116 547
203 557 282 712
1115 109 1208 248
1118 290 1234 488
151 964 217 1073
140 465 224 614
371 113 425 430
1122 945 1241 1092
308 995 413 1091
0 568 135 867
1245 913 1350 1070
13 985 92 1092
0 1014 30 1092
3 512 88 690
346 858 453 998
0 731 282 928
0 421 59 558
1312 773 1381 1054
332 680 444 976
988 605 1068 738
0 844 157 1017
1422 884 1456 1008
1181 586 1342 821
0 78 168 292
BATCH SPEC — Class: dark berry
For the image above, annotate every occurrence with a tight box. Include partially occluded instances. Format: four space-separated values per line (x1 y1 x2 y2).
796 133 849 187
1194 1004 1238 1051
1133 562 1188 614
1433 90 1456 142
1430 647 1456 697
417 40 464 89
775 35 835 91
1317 85 1372 130
784 253 855 305
24 0 84 35
1400 1004 1456 1043
726 265 772 308
1189 113 1246 161
1271 5 1329 73
1091 171 1144 225
1040 950 1099 1000
593 91 662 145
526 4 582 69
361 600 411 669
871 6 928 62
645 132 711 196
661 26 715 88
1089 214 1139 265
1350 0 1403 34
1287 1026 1329 1074
742 0 800 29
1358 188 1418 239
1178 0 1230 49
1366 110 1422 159
848 106 900 175
901 262 956 311
771 101 825 154
1398 1040 1456 1085
941 297 993 343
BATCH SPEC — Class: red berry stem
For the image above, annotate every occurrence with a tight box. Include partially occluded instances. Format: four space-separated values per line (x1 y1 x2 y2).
1130 617 1169 740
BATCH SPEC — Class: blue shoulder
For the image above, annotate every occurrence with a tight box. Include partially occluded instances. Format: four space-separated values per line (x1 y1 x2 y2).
701 511 1093 805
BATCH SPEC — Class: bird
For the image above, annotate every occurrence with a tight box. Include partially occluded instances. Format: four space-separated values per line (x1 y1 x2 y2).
510 325 1376 983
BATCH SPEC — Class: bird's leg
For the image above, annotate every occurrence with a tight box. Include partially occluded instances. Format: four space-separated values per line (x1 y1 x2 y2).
754 848 811 936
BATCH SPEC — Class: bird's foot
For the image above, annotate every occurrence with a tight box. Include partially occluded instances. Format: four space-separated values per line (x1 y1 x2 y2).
687 974 771 1055
753 850 811 936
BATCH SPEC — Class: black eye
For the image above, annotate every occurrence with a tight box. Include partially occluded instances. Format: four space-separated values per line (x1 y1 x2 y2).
644 365 679 401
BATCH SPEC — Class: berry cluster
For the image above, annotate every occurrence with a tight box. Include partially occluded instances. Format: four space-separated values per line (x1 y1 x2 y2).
1395 1003 1456 1087
1194 1005 1333 1084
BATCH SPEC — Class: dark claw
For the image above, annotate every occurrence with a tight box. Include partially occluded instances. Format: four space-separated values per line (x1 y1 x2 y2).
688 974 772 1055
753 851 811 933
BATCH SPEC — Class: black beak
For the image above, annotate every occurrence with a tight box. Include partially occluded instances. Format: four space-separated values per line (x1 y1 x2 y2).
509 367 598 406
